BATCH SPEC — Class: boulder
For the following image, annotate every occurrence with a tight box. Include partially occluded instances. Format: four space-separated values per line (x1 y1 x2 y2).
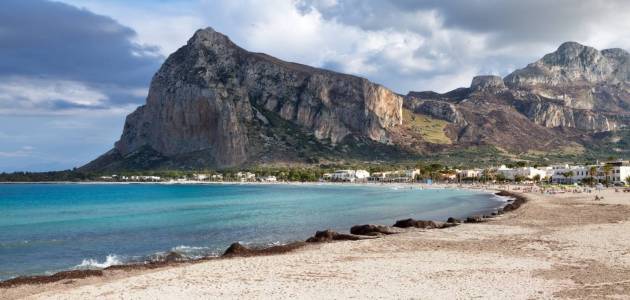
393 218 439 229
393 218 417 228
446 217 461 223
163 251 185 262
465 215 484 223
350 224 398 236
223 241 306 257
305 230 362 243
223 242 253 256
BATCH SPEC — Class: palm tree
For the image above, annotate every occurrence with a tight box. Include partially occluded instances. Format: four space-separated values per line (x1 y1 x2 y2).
588 166 598 186
482 169 496 183
625 175 630 186
562 171 574 184
602 164 613 187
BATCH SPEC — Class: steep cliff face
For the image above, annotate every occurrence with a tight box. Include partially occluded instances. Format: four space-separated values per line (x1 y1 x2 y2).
504 42 630 113
402 42 630 154
470 75 507 93
512 99 618 131
89 28 402 169
84 35 630 171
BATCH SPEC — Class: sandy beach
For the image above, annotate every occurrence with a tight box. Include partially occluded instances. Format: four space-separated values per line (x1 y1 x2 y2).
2 187 630 299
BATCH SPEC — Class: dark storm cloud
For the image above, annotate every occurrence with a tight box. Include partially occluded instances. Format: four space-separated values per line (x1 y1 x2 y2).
0 0 161 107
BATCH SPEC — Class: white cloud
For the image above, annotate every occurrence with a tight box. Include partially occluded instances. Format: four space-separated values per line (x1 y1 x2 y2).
0 76 107 106
0 76 139 116
60 0 205 56
54 0 630 94
0 146 34 158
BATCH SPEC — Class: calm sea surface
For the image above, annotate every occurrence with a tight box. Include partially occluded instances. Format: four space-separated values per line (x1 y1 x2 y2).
0 183 504 280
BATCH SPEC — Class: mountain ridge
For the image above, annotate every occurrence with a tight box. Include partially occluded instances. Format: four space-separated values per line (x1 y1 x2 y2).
82 29 630 171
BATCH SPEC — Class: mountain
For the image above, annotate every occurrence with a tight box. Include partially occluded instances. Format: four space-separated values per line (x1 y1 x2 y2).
82 29 630 171
83 28 404 171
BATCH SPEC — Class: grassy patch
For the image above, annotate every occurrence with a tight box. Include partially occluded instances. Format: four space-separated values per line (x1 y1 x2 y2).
402 109 452 144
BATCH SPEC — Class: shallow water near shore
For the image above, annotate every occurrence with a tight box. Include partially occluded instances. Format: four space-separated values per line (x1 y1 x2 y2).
0 183 504 280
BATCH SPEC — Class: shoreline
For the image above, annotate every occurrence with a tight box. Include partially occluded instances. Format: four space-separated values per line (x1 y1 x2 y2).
4 187 629 298
0 188 515 289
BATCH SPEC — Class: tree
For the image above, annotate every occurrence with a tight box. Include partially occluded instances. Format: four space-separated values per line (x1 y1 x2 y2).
602 164 613 186
562 171 574 184
532 174 541 182
626 175 630 186
581 177 596 186
515 161 527 168
588 166 598 186
481 169 496 183
495 173 506 182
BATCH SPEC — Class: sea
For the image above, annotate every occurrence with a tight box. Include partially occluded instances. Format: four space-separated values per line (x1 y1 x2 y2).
0 183 506 281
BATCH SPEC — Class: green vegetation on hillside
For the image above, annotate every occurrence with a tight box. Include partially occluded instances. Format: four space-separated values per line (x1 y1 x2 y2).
402 109 451 144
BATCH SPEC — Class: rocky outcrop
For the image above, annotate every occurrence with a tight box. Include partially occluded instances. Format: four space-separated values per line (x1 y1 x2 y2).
470 75 507 93
446 217 462 224
350 224 400 236
84 36 630 171
305 230 363 243
504 42 628 87
404 97 467 126
465 215 485 223
90 27 403 169
222 242 306 257
504 42 630 113
495 191 527 212
513 98 619 132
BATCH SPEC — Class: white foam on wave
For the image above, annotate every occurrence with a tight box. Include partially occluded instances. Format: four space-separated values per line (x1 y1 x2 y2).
170 245 216 259
74 254 123 269
171 245 207 252
492 194 514 202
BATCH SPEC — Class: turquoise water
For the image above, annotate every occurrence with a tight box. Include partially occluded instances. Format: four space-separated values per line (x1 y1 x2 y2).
0 183 504 280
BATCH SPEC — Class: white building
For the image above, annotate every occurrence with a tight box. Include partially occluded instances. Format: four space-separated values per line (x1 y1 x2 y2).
604 161 630 184
261 175 277 182
404 169 420 180
129 175 161 182
458 169 482 179
550 164 589 184
496 165 550 181
193 174 209 181
236 172 256 182
331 170 370 182
368 169 419 182
211 174 223 181
550 161 630 185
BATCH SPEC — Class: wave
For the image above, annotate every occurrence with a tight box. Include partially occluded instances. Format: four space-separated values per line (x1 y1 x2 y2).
492 194 514 202
170 245 216 259
74 254 123 269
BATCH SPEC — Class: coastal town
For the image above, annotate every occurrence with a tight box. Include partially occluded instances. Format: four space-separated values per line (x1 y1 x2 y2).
96 159 630 187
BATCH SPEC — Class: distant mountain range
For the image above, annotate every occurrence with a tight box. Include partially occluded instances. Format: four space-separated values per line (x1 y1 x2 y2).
82 28 630 171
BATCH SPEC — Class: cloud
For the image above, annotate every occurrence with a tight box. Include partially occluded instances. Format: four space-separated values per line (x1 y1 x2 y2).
59 0 206 56
0 76 107 109
296 0 630 92
0 0 162 115
0 146 35 158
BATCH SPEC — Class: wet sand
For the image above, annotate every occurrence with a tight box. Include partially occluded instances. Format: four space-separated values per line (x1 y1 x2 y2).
2 188 630 299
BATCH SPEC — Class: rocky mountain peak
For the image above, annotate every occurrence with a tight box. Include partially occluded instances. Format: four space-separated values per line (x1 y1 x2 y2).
540 41 608 76
85 27 403 170
504 42 630 88
190 27 232 46
470 75 506 92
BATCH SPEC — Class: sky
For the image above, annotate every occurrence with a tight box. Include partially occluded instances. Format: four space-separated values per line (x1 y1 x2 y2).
1 0 630 172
